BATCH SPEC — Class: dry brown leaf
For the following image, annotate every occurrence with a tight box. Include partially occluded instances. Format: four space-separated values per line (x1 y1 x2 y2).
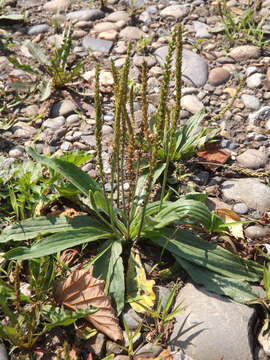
54 268 123 342
136 349 173 360
215 208 244 239
197 143 230 169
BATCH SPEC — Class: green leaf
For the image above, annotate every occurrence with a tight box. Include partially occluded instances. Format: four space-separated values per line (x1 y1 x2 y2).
27 147 101 196
4 226 112 260
0 13 24 21
177 257 260 303
7 57 37 74
147 228 263 282
93 240 125 315
0 215 102 243
25 41 51 66
42 305 98 332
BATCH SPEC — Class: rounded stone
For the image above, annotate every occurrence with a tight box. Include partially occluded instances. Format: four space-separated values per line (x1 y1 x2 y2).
133 55 156 67
241 94 261 110
119 26 145 40
233 203 249 215
44 0 70 12
236 149 268 170
28 24 50 35
43 116 66 129
246 73 264 88
107 11 130 23
9 146 24 158
66 9 104 22
93 21 118 33
50 100 77 117
98 29 118 41
181 94 204 114
244 225 270 239
208 67 230 86
229 45 261 61
160 5 189 19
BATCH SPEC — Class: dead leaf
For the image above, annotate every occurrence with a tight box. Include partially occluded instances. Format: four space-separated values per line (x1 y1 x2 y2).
197 143 230 169
215 208 244 239
136 349 173 360
126 248 156 314
54 268 123 342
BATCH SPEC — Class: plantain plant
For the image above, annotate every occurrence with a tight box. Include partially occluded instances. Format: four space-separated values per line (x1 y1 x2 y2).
0 25 263 316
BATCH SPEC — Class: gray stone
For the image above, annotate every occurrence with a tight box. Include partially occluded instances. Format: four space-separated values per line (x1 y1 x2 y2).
154 47 208 87
229 45 261 61
44 0 70 12
9 146 24 158
28 24 50 35
134 344 163 359
106 340 122 355
233 203 249 215
81 135 96 147
241 94 261 110
66 114 81 126
119 26 145 40
60 141 72 151
114 356 130 360
67 9 104 22
193 21 211 38
50 100 77 117
221 178 270 212
133 55 156 67
88 333 106 358
244 225 270 239
249 106 270 123
12 123 36 138
246 73 264 88
82 36 113 54
42 116 65 130
169 283 255 360
122 307 143 330
93 22 118 34
181 95 204 114
139 10 151 23
0 343 8 360
236 149 268 170
17 0 40 7
23 104 39 117
160 5 189 20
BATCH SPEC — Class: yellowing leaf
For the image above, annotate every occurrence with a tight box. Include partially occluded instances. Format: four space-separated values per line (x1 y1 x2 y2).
54 267 123 342
126 248 155 313
215 208 244 239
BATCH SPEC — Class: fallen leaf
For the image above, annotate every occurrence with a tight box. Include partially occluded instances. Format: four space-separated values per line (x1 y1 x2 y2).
223 87 237 97
136 349 173 360
126 248 156 314
230 7 244 15
54 267 123 342
215 208 244 239
197 143 230 169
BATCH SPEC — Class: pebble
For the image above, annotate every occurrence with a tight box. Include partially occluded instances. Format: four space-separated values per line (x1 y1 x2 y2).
233 203 249 215
42 116 65 129
169 283 255 360
181 94 204 114
66 114 81 126
246 73 264 89
193 21 211 38
229 45 261 61
249 106 270 124
82 36 114 54
133 55 156 67
208 67 230 86
93 22 118 33
66 9 104 22
50 100 77 117
9 146 25 158
160 5 189 20
88 333 106 358
236 149 268 170
44 0 70 12
244 225 270 239
134 344 163 359
122 307 143 330
107 10 130 23
241 94 261 110
0 343 8 360
27 24 50 35
99 30 118 41
119 26 145 40
222 178 270 212
155 47 208 87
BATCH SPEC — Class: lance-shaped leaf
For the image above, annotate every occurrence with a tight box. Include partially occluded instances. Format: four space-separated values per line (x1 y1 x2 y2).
0 215 102 243
54 267 123 342
27 147 101 196
147 228 263 282
126 248 156 313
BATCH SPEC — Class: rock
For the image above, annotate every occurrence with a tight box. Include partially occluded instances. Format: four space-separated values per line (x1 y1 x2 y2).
44 0 70 12
193 21 211 38
82 36 113 54
155 286 171 310
66 114 80 126
42 116 66 129
119 26 145 40
0 343 8 360
181 95 204 114
107 10 130 23
99 29 118 41
208 67 230 86
233 203 249 215
88 333 106 358
221 178 270 212
67 9 104 22
169 283 255 360
106 340 122 355
134 344 163 359
241 94 260 110
139 10 151 23
236 149 268 170
81 135 96 147
93 21 118 33
23 104 39 117
12 123 36 138
155 47 208 87
249 106 270 123
229 45 261 61
160 5 189 20
50 100 77 117
102 124 113 135
28 24 50 35
244 225 270 239
122 307 143 330
114 356 130 360
133 55 156 67
9 146 24 158
246 73 264 88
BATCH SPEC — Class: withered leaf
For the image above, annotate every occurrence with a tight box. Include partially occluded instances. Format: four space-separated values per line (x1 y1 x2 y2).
54 268 123 342
197 143 230 169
